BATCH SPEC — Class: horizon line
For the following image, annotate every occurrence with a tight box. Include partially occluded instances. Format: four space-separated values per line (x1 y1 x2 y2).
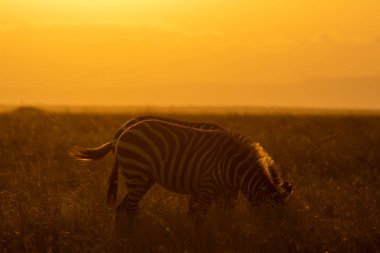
1 104 380 115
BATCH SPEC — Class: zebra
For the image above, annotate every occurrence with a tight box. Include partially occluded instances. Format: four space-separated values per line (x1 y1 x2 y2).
108 116 228 206
71 119 293 221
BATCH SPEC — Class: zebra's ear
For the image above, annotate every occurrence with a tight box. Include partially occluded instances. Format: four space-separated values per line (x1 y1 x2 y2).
281 182 290 189
286 185 293 194
280 182 293 198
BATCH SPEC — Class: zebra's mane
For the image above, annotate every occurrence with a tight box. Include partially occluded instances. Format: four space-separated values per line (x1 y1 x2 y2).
229 132 283 187
253 143 283 186
229 132 253 151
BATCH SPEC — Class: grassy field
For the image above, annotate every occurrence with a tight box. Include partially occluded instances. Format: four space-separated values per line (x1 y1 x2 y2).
0 107 379 253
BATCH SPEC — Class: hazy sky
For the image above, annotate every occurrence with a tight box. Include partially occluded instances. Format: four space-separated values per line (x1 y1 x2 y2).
1 0 380 108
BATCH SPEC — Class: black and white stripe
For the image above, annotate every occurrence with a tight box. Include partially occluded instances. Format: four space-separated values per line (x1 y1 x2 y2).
107 116 227 205
71 118 292 220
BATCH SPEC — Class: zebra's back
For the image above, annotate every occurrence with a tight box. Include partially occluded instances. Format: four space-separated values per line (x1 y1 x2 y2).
113 116 224 146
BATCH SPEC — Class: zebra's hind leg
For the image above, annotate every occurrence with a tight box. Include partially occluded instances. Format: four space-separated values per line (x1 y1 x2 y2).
115 178 153 230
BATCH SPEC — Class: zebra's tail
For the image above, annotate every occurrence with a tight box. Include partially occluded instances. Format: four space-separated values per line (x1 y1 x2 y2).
70 141 113 161
107 159 119 206
70 141 119 206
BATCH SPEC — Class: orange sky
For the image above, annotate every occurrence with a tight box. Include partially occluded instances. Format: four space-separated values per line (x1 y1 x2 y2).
1 0 380 108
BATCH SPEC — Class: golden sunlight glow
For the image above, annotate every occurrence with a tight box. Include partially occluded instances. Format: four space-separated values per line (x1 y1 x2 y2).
1 0 380 108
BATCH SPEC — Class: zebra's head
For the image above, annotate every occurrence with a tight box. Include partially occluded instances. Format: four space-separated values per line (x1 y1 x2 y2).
261 176 293 204
244 143 293 206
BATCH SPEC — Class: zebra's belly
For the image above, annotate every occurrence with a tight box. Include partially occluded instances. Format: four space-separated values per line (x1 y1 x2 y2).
154 180 190 194
153 172 200 194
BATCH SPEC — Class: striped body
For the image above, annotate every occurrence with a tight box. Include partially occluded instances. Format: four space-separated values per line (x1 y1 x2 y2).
107 116 230 206
115 120 230 195
71 117 292 221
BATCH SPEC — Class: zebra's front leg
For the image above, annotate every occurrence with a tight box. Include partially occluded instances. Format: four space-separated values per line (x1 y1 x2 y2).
190 196 215 227
219 190 239 209
188 193 200 217
188 184 217 224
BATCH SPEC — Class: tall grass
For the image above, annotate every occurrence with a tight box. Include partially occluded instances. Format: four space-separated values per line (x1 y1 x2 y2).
0 108 379 252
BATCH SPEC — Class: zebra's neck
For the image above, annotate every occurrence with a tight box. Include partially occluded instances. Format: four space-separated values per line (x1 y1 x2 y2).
238 157 267 204
211 136 249 190
214 134 258 191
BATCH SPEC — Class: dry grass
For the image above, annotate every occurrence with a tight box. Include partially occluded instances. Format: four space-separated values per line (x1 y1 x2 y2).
1 107 380 252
